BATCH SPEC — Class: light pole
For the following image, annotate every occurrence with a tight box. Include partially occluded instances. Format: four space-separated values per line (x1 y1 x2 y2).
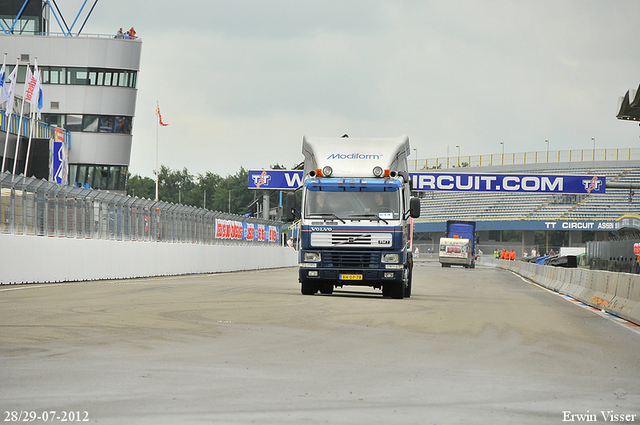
592 137 595 160
456 145 460 167
500 141 504 164
545 139 549 162
413 148 417 170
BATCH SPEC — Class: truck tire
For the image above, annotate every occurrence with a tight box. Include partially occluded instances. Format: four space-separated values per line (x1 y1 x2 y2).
404 266 412 298
390 282 404 299
301 281 318 295
404 279 412 298
320 282 333 295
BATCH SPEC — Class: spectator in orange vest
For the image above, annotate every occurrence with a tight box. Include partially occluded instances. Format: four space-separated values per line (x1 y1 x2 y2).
510 250 516 260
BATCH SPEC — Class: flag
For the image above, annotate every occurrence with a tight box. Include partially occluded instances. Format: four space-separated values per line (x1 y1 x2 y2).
35 62 43 120
157 105 168 126
25 66 38 105
37 81 43 120
0 59 5 105
3 63 17 116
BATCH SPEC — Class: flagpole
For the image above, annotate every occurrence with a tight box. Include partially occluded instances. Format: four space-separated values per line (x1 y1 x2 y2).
24 59 38 179
155 101 159 201
1 55 14 173
12 62 29 176
1 53 7 173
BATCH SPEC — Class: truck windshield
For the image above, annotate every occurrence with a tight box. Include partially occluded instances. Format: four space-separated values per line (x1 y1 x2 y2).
305 190 401 220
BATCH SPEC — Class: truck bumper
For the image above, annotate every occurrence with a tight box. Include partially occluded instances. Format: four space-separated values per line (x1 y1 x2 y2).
299 268 403 286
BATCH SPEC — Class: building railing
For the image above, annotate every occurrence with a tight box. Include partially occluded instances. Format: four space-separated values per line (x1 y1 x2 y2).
0 31 142 40
415 148 640 170
1 108 67 140
0 172 283 245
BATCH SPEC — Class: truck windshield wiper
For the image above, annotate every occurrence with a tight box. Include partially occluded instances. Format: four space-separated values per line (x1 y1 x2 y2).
350 213 389 224
312 213 346 224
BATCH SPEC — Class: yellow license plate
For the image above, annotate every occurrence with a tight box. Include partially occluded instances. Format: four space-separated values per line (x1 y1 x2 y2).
340 274 363 281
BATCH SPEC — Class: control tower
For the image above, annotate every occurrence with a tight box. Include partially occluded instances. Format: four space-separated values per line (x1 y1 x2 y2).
1 0 142 192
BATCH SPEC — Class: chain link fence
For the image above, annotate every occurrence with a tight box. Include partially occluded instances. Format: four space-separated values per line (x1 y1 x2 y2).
1 172 283 245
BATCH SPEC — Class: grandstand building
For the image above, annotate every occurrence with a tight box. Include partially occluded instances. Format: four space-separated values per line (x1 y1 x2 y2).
413 150 640 254
0 0 141 192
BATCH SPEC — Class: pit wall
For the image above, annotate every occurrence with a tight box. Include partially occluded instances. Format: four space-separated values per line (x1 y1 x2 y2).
492 258 640 326
0 234 298 284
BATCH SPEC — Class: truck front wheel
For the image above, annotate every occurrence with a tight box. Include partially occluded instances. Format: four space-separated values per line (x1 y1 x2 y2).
301 281 319 295
404 271 412 298
320 282 333 294
390 282 405 299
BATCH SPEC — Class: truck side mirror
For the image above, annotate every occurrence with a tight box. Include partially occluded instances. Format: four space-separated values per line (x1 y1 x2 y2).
409 197 421 218
286 192 297 221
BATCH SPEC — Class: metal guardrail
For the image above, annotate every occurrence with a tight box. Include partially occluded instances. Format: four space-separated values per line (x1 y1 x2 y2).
0 172 283 245
416 148 640 170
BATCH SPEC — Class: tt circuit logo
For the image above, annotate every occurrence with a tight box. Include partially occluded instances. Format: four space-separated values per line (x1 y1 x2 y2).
252 171 271 188
582 176 602 193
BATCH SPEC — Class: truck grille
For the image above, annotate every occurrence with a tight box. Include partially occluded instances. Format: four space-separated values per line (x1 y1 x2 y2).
310 232 392 247
322 251 381 268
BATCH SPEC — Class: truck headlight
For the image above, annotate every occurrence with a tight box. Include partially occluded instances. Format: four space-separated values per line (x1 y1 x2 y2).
304 252 321 262
382 253 399 263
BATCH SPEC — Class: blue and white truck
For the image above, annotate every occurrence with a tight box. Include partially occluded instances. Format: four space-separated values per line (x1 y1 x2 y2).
286 135 421 299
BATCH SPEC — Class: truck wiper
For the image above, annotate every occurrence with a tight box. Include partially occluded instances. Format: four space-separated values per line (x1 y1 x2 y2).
312 213 346 224
351 213 389 224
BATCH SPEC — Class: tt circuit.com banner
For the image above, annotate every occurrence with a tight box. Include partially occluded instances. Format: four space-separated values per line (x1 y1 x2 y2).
248 169 606 195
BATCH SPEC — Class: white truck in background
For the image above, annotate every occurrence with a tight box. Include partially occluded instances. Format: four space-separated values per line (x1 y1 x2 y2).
439 237 473 268
439 220 477 268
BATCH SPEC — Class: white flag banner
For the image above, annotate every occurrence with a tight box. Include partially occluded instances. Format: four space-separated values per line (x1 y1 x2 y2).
25 66 38 105
4 63 18 116
34 60 43 119
0 60 6 106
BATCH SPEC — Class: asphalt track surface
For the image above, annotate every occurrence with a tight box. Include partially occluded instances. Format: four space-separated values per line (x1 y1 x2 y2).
1 259 640 425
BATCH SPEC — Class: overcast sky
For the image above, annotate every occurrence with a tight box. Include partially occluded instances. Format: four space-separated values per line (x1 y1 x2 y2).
73 0 640 177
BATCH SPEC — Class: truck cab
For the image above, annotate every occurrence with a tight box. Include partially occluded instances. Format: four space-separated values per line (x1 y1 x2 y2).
287 135 420 299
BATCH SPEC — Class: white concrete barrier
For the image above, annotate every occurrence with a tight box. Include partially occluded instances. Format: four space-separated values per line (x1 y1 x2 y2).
493 258 640 326
0 234 298 284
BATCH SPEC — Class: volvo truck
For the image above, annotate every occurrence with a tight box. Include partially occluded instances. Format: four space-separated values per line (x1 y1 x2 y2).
286 135 421 299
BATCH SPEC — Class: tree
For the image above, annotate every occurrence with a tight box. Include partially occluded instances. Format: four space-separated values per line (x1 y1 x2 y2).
126 173 155 199
196 171 222 210
211 167 257 214
127 165 258 215
158 166 196 205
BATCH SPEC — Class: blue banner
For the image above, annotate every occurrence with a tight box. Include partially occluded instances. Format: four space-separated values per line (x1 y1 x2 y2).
410 172 606 194
247 170 607 194
51 128 68 185
414 217 638 233
248 170 303 190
